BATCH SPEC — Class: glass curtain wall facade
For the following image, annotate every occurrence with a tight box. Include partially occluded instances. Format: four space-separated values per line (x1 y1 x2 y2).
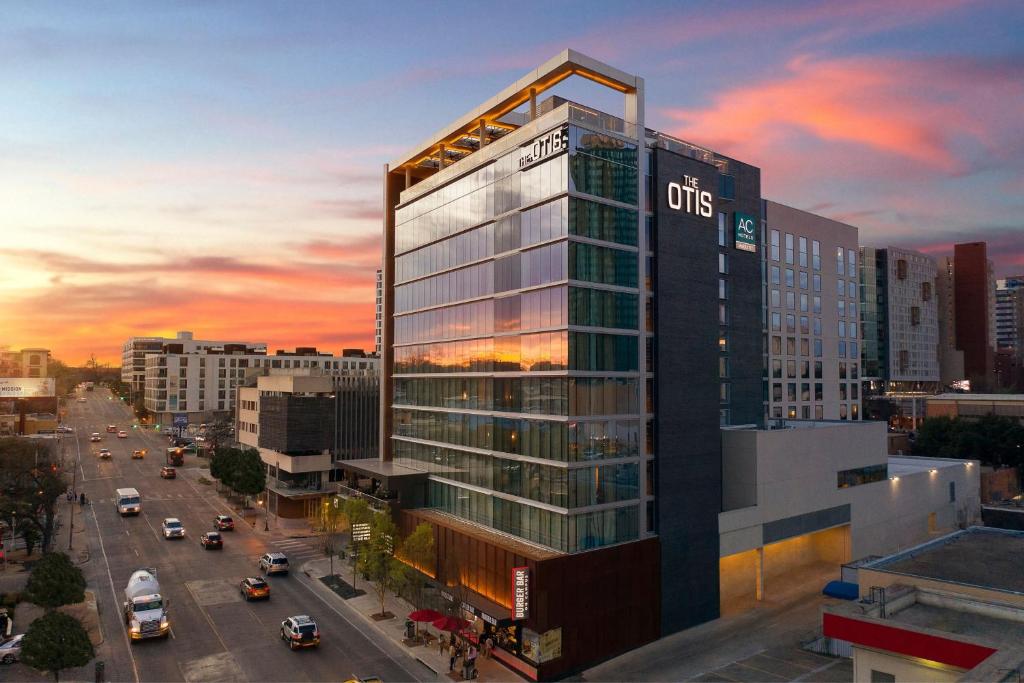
391 118 642 553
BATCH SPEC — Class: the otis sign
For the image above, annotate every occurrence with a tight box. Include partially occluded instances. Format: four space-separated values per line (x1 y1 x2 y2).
666 175 713 218
519 127 568 170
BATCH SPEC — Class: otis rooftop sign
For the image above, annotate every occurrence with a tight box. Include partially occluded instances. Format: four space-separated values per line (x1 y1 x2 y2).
666 175 713 218
519 127 568 170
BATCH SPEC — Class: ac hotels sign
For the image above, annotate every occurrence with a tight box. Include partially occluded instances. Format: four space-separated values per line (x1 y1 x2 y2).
666 175 713 218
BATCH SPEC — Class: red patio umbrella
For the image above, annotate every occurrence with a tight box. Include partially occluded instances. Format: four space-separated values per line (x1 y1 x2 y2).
408 609 444 640
432 615 470 632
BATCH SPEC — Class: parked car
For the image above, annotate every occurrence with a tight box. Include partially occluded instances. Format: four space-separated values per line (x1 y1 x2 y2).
280 615 319 650
132 449 146 459
214 515 234 531
161 518 185 539
199 532 223 550
259 552 289 575
0 634 23 665
161 427 173 436
90 433 101 442
160 466 176 479
118 430 128 439
239 577 270 601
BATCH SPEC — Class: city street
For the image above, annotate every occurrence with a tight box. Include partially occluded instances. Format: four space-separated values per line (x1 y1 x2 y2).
7 388 425 682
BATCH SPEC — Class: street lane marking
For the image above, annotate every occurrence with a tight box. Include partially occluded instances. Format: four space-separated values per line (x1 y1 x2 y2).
183 581 232 655
90 501 141 683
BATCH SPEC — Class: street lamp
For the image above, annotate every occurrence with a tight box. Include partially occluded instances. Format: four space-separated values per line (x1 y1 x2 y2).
259 497 268 531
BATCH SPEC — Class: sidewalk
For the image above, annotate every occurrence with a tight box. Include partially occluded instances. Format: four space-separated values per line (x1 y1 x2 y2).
304 557 524 683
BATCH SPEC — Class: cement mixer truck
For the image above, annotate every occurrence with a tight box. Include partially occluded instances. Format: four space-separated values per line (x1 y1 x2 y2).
123 568 170 641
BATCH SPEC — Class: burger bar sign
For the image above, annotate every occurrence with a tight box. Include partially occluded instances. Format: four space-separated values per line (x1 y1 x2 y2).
666 175 713 218
511 566 530 620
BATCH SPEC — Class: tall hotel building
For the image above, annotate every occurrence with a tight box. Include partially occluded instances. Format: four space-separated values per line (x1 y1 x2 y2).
378 51 761 678
762 201 860 421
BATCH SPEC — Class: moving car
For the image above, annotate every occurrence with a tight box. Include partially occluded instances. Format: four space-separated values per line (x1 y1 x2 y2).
58 425 74 433
161 518 185 539
77 396 87 403
239 577 270 601
0 634 23 664
259 552 289 575
214 515 234 531
159 466 177 479
132 449 146 459
106 425 118 433
280 615 319 650
199 532 223 550
98 448 112 459
90 433 102 442
161 427 173 436
118 430 128 439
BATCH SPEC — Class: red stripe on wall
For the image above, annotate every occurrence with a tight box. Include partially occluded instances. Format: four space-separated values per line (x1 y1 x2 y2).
823 613 997 670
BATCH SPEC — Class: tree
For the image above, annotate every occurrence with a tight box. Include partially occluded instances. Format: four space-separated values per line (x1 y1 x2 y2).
318 497 346 576
357 512 403 617
398 523 435 609
914 414 1024 469
343 497 373 589
19 610 94 682
204 419 234 452
18 520 40 557
232 448 266 501
0 438 66 553
210 447 242 493
23 552 86 610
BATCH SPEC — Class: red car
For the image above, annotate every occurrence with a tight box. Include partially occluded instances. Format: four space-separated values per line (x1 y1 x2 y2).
160 466 176 479
213 515 234 531
200 532 223 550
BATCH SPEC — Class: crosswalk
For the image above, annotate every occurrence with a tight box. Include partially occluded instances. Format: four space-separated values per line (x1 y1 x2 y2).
268 537 323 563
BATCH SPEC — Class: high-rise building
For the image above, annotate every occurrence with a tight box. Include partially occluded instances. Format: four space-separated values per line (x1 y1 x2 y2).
762 201 860 421
996 277 1024 352
372 50 769 678
936 256 965 386
953 243 996 388
860 247 940 395
374 268 383 356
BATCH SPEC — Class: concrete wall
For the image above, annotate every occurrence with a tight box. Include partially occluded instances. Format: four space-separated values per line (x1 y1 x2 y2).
852 646 961 683
981 466 1019 503
720 421 981 562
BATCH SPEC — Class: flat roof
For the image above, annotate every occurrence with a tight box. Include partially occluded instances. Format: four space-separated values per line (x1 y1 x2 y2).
340 458 427 479
930 393 1024 402
892 601 1024 645
887 455 974 476
867 527 1024 595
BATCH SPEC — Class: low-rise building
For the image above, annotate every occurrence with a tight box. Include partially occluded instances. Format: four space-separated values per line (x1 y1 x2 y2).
824 527 1024 682
0 347 49 378
926 392 1024 424
123 331 267 397
719 419 979 613
237 371 379 526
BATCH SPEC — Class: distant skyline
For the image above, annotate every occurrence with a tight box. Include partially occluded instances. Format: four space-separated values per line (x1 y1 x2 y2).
2 0 1022 365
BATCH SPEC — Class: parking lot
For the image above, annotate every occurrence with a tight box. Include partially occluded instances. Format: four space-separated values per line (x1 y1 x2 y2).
690 646 851 682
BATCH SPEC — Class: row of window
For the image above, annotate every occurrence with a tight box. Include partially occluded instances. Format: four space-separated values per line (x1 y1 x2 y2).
769 403 860 420
393 376 638 416
393 408 639 462
395 439 638 509
427 480 638 553
770 382 859 402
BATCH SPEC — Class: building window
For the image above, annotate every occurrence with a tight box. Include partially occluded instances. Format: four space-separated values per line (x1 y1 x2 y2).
771 312 781 331
837 247 845 275
719 279 728 300
770 230 780 261
814 339 822 357
719 357 729 378
911 306 921 326
813 274 821 292
720 383 730 403
719 174 736 200
787 337 796 355
812 240 821 271
719 303 729 324
922 281 932 301
838 464 887 488
896 259 908 279
799 237 808 267
771 336 781 354
815 405 823 419
787 383 796 402
772 359 782 378
720 253 729 274
718 213 727 246
785 233 794 264
771 265 780 285
815 382 823 400
840 403 848 419
799 271 808 290
785 269 794 287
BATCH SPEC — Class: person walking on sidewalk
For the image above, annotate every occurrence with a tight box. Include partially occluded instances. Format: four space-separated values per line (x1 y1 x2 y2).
439 633 448 655
448 641 457 672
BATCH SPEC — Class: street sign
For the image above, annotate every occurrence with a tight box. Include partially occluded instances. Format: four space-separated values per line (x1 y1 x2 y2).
351 522 370 542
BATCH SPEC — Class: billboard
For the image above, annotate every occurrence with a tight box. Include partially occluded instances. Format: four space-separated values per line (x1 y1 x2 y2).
0 378 55 398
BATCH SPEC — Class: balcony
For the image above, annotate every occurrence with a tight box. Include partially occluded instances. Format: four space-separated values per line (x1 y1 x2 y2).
335 483 393 512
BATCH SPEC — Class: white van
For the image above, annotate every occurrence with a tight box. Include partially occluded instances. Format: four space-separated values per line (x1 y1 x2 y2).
116 488 141 516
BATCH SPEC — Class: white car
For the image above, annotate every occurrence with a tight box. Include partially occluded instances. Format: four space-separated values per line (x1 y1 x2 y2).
162 518 185 539
77 397 87 403
0 634 23 665
90 433 101 442
118 430 128 438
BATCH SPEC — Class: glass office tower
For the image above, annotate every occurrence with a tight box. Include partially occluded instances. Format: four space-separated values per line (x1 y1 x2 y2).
390 119 642 553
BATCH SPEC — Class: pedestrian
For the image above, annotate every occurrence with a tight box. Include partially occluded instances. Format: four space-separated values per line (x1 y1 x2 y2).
484 635 494 659
448 641 457 672
439 633 447 655
468 643 478 678
79 492 86 507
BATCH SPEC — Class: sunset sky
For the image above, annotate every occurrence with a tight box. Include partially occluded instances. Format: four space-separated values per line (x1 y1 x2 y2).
2 0 1022 365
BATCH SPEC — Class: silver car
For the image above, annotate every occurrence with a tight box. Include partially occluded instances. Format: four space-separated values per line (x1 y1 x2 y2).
0 635 23 665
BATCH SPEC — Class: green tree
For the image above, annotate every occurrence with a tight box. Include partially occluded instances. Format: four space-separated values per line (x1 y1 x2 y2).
0 438 66 552
914 414 1024 468
19 610 94 682
357 512 403 617
319 497 346 576
343 497 373 589
23 552 86 610
398 523 435 609
18 521 40 557
232 448 266 499
210 447 242 492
